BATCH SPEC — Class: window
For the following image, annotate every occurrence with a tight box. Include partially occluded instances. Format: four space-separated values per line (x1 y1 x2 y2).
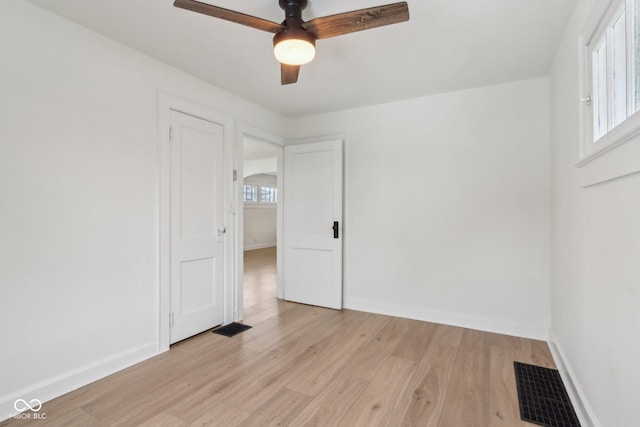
591 5 633 138
243 183 277 204
243 185 257 202
260 186 277 203
580 0 640 161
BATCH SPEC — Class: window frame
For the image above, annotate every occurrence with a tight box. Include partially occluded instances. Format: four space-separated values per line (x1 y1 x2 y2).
578 0 640 165
243 182 277 206
242 184 258 203
259 186 278 204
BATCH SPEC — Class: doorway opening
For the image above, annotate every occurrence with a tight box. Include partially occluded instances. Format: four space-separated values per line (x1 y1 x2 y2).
242 137 281 315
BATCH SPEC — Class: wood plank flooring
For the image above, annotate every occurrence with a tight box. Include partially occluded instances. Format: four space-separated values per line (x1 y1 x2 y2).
2 246 556 426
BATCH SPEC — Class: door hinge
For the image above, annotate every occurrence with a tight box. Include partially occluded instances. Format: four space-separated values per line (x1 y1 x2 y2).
169 312 174 328
169 127 174 141
233 169 238 181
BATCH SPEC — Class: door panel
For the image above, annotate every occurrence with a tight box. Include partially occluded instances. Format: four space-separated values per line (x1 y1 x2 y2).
284 140 343 309
288 150 334 232
170 110 225 344
180 127 217 238
180 258 216 314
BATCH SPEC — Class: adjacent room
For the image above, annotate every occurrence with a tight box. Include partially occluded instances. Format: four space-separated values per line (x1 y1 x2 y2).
1 0 639 426
242 137 280 310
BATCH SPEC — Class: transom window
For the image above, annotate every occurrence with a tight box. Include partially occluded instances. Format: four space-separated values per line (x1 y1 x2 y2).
243 184 277 204
242 185 257 202
580 0 640 161
260 186 277 203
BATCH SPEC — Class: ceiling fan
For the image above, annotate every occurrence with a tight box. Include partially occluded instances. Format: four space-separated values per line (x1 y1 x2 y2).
173 0 410 85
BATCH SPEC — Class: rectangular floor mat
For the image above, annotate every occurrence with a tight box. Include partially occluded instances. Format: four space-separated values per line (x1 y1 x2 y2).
514 362 580 427
212 322 252 337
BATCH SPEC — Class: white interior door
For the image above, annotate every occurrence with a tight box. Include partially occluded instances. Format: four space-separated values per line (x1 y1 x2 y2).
284 140 343 309
170 110 225 344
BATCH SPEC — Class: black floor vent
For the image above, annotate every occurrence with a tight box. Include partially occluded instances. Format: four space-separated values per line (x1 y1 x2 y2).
514 362 580 427
212 322 252 337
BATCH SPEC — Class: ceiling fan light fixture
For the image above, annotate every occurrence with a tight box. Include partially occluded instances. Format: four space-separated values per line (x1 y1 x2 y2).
273 28 316 65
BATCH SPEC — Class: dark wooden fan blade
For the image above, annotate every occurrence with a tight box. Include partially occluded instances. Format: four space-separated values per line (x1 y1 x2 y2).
281 64 300 85
302 2 409 40
174 0 284 34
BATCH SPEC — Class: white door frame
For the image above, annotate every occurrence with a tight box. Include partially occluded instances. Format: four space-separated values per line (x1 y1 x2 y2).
158 93 234 352
234 123 285 321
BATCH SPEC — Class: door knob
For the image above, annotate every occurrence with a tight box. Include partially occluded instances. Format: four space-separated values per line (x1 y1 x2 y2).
217 226 226 242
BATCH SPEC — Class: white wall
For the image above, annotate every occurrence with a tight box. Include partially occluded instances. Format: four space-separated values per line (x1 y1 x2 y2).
243 158 277 178
287 77 551 339
549 0 640 425
0 0 286 420
243 174 277 250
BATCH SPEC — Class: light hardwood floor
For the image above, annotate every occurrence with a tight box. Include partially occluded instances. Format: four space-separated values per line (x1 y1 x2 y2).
2 246 556 426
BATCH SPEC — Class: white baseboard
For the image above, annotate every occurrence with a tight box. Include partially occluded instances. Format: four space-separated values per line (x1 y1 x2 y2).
0 342 158 422
243 242 276 251
548 330 601 427
343 297 548 340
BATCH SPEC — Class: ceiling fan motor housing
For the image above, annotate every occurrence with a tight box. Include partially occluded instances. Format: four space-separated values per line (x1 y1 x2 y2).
277 0 311 33
273 26 315 50
279 0 308 15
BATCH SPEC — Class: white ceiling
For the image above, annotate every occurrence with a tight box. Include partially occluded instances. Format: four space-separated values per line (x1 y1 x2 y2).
25 0 576 118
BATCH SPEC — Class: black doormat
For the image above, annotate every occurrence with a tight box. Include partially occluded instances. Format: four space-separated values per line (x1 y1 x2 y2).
514 362 580 427
212 322 252 337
